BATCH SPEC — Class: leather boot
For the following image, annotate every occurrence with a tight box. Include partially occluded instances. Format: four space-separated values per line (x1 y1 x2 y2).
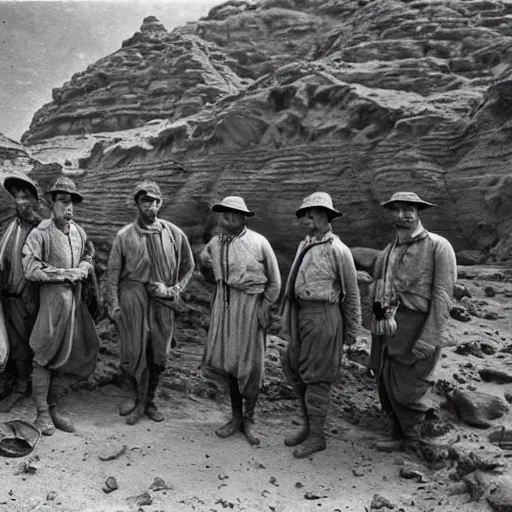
293 415 326 459
0 359 31 412
146 366 164 422
31 364 55 436
119 370 137 417
215 378 243 438
48 380 75 433
242 397 261 446
126 371 148 426
284 384 309 447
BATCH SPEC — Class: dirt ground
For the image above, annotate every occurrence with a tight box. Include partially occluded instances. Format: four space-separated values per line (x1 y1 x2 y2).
0 266 511 512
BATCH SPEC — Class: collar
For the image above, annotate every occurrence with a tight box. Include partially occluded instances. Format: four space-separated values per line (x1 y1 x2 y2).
395 221 428 245
136 217 162 234
304 228 334 245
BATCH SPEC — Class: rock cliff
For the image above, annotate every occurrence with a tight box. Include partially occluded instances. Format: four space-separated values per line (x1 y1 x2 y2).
12 0 512 267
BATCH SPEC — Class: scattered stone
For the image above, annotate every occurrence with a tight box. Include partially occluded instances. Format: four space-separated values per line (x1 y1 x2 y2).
399 467 427 483
454 283 472 301
454 342 484 359
46 491 57 501
304 492 327 500
484 311 500 320
149 477 172 491
16 456 39 475
102 476 118 494
98 444 127 461
479 368 512 384
295 482 303 488
352 468 364 477
127 491 152 507
484 286 497 297
505 393 512 405
269 476 279 486
370 493 395 509
487 479 512 512
488 427 512 450
446 390 508 429
463 470 496 502
480 342 498 356
453 373 466 384
218 473 229 481
456 251 486 266
450 305 471 322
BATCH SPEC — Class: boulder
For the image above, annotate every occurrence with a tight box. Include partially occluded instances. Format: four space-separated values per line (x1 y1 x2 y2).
479 368 512 384
456 250 487 266
446 389 509 429
488 480 512 512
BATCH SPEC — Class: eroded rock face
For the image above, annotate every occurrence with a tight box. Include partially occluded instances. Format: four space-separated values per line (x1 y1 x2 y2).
13 0 512 265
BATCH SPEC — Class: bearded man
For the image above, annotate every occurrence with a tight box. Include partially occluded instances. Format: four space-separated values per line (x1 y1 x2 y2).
22 177 99 436
0 175 41 412
199 196 281 445
281 192 361 458
107 181 194 426
370 192 456 452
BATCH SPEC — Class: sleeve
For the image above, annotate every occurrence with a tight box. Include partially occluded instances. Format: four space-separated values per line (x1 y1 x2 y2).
22 229 54 282
176 231 195 291
336 242 362 344
417 238 457 348
106 234 123 311
261 237 281 304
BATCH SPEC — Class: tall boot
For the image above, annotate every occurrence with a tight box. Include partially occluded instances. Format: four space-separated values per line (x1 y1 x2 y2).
292 415 327 458
31 364 55 436
215 377 243 438
126 370 148 426
119 369 137 417
284 384 309 447
48 378 75 433
242 396 261 446
146 365 165 422
0 359 32 412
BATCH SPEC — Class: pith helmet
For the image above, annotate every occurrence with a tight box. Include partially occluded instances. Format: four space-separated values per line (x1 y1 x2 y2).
133 181 162 202
211 196 254 217
47 176 83 204
381 191 436 210
2 174 39 201
296 191 342 221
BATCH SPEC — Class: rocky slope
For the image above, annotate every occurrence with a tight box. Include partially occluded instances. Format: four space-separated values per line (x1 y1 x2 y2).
10 0 512 266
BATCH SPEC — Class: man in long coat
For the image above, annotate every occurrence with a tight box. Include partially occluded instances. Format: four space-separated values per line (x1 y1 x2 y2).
281 192 361 458
369 192 456 451
107 181 194 425
0 175 41 412
22 177 99 436
199 196 281 445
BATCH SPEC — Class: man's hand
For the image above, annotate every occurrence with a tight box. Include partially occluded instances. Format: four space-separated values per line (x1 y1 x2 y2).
166 285 181 302
147 281 169 299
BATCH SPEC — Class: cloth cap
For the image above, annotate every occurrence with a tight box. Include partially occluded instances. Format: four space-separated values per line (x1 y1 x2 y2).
295 191 342 220
380 191 436 210
47 176 83 203
2 175 39 201
133 181 162 202
211 196 254 217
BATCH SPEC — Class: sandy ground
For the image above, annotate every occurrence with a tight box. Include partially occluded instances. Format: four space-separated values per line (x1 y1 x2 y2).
0 266 511 512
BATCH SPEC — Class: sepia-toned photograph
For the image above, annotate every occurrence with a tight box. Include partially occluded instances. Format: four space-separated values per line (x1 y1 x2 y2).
1 0 512 510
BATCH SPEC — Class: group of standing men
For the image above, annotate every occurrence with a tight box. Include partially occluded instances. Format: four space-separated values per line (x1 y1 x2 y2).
0 173 456 459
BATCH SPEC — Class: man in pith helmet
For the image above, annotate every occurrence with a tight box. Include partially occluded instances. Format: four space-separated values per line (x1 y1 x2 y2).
0 175 41 412
22 176 99 436
369 191 456 452
281 191 361 458
199 196 281 445
107 181 194 425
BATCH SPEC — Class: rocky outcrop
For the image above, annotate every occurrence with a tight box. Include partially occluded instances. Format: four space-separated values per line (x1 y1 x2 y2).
16 0 512 265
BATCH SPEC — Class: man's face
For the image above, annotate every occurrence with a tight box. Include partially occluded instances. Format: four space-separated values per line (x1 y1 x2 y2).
52 193 74 223
137 194 161 223
390 202 419 229
12 188 37 221
299 207 329 235
218 210 245 234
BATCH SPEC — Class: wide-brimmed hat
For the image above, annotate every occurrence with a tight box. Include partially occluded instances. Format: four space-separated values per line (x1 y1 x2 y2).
2 175 39 201
133 180 162 202
47 176 83 204
381 191 436 210
296 192 342 221
211 196 254 217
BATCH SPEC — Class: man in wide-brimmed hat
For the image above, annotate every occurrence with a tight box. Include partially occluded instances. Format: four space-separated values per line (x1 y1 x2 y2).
369 191 456 452
280 191 361 458
0 175 41 412
22 176 100 436
198 196 281 445
107 181 194 425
